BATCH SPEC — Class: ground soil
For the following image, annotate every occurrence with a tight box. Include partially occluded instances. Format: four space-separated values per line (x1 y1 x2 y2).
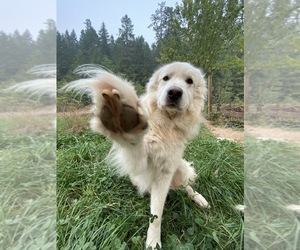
204 121 244 144
205 121 300 145
245 125 300 145
5 105 297 145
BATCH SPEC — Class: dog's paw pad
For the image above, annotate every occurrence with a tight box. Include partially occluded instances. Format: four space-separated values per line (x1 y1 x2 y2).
120 105 139 132
98 89 148 134
99 97 146 133
100 105 117 132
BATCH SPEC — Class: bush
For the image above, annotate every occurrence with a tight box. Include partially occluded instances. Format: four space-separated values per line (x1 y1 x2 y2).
226 118 244 129
208 112 223 126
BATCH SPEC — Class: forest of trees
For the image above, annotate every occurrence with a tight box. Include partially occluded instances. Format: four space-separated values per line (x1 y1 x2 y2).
0 19 56 84
245 0 300 112
1 0 299 115
0 0 300 115
0 1 245 114
0 19 56 111
57 15 157 89
57 0 245 113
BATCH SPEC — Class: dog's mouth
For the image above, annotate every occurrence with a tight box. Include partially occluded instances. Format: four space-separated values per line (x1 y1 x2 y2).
164 101 183 111
167 102 180 108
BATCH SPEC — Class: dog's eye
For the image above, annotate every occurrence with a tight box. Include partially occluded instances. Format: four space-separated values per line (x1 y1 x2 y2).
163 76 169 81
186 78 193 84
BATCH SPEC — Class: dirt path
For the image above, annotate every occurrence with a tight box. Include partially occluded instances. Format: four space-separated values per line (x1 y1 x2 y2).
205 121 300 145
245 125 300 145
204 121 244 144
56 106 299 145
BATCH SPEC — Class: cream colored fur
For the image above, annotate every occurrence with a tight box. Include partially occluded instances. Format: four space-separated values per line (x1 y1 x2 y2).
65 62 209 249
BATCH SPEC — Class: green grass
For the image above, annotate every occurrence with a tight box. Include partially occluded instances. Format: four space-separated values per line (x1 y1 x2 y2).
0 116 56 249
57 114 244 250
244 137 300 249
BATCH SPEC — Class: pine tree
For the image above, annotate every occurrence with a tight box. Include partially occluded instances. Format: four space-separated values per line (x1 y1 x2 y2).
132 36 156 85
115 15 136 77
77 19 100 64
31 19 56 65
119 15 135 44
98 22 111 60
57 29 78 81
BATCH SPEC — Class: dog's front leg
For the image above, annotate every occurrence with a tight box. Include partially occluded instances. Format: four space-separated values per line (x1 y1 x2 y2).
146 173 173 249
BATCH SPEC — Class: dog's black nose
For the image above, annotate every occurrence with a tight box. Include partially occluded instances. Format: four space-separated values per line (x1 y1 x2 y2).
168 87 183 101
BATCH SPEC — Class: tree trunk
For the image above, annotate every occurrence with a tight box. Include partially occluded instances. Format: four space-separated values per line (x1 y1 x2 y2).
207 74 213 115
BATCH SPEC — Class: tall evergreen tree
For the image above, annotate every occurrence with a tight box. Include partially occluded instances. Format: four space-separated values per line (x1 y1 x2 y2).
118 15 135 44
57 29 78 81
55 15 157 89
77 19 100 64
0 21 57 83
98 22 111 59
0 30 34 81
115 15 136 76
32 19 56 64
132 36 156 85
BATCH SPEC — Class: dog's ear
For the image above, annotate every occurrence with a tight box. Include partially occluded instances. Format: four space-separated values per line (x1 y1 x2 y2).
146 68 160 93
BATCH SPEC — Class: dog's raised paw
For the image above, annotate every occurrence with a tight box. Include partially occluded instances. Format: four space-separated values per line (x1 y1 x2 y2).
100 89 122 132
120 105 139 132
100 105 118 132
99 89 147 134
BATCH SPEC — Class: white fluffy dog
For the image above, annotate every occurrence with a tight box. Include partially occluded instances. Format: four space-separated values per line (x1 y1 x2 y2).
66 62 209 248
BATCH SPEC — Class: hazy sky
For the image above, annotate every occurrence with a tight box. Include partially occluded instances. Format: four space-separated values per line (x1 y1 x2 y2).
0 0 56 39
0 0 179 44
57 0 179 45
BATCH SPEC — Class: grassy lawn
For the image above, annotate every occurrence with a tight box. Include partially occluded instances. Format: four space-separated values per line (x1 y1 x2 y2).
0 115 56 249
57 114 244 250
245 137 300 249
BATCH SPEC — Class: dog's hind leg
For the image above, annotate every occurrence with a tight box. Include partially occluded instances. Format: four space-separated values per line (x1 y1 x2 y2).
185 185 210 208
171 160 210 208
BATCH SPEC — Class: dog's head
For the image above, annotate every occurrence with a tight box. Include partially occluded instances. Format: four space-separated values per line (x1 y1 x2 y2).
146 62 207 113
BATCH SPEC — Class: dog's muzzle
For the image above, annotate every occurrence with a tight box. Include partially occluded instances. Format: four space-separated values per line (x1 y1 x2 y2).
167 87 183 107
